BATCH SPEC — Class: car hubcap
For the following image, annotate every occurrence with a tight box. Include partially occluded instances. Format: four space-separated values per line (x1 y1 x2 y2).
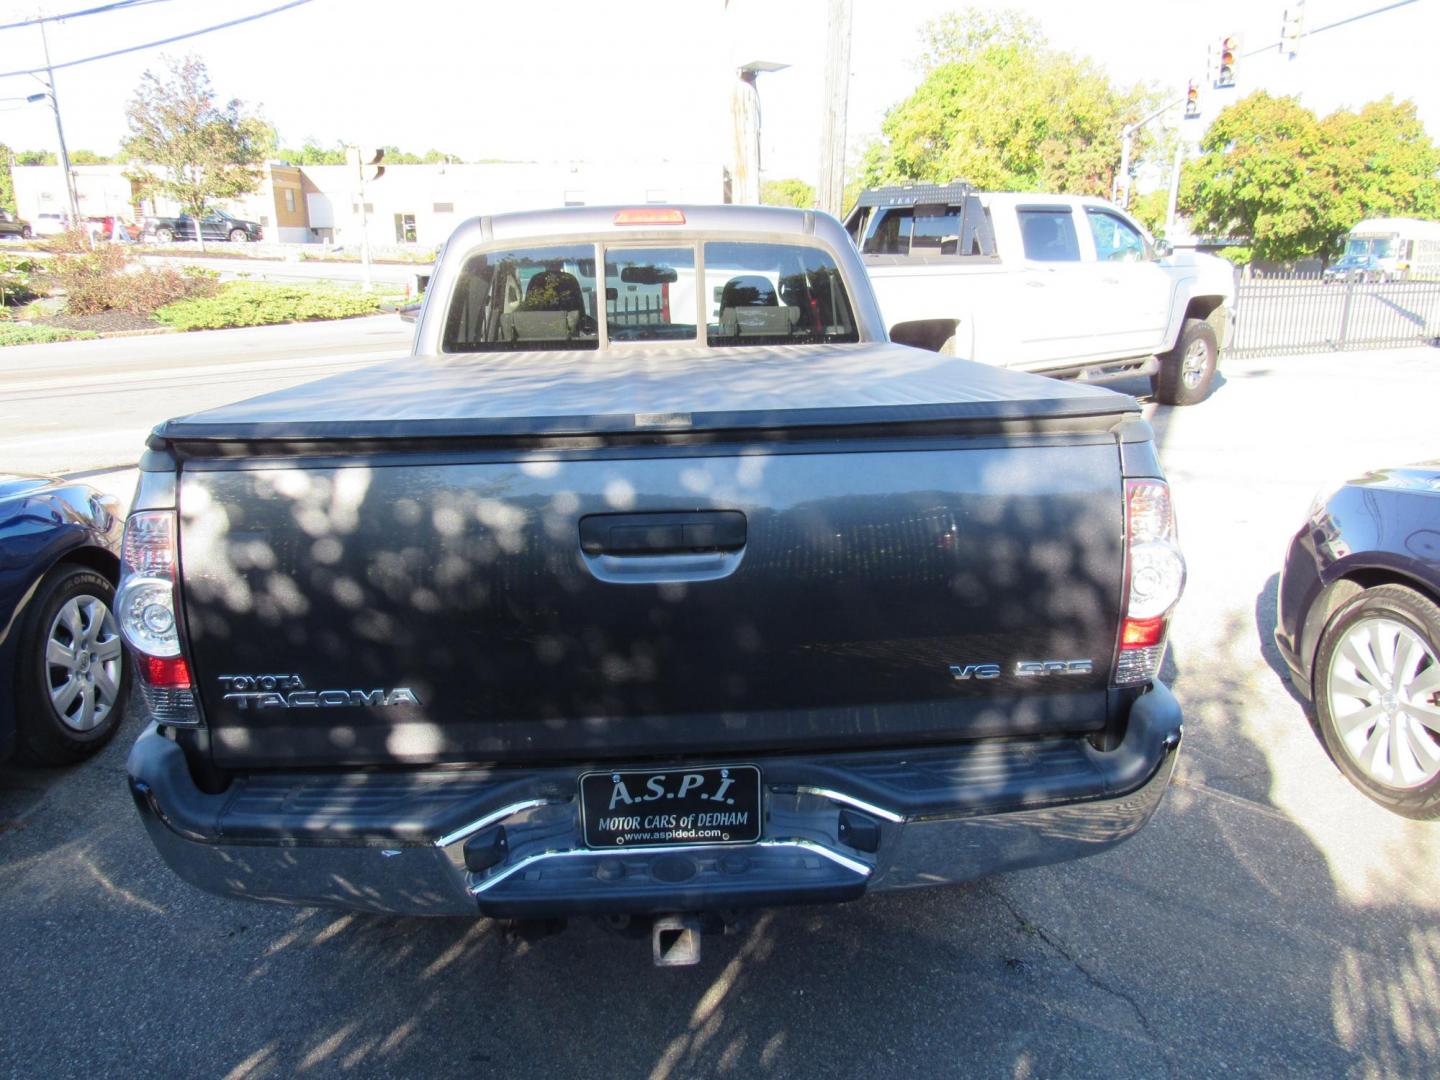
1326 617 1440 789
45 594 122 733
1181 339 1210 389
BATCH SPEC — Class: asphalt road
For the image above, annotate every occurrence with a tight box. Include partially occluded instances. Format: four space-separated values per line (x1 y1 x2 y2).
2 341 1440 1078
0 315 413 478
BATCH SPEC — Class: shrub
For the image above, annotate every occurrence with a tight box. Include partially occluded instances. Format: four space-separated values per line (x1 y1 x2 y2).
155 281 385 330
0 254 43 306
0 323 98 346
48 246 216 316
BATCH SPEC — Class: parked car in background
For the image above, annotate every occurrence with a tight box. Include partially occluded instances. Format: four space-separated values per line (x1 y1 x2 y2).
1 474 127 766
0 210 33 240
1275 461 1440 817
30 213 72 237
142 208 262 243
1322 252 1391 284
844 183 1236 406
124 204 1185 962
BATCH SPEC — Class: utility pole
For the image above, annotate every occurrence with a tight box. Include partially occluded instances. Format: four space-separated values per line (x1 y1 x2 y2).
816 0 852 217
36 19 81 227
1165 138 1184 235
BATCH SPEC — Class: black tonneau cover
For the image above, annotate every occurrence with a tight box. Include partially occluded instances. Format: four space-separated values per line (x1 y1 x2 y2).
156 342 1138 445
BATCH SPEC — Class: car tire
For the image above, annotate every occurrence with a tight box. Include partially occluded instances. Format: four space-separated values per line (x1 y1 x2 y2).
156 227 174 243
21 226 31 239
1151 317 1218 406
228 228 248 243
12 564 128 766
1313 584 1440 819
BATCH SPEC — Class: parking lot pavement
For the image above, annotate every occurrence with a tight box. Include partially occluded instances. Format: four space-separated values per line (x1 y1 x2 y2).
2 345 1438 1078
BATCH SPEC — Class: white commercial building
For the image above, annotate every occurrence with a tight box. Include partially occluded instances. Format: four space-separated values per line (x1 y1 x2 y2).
10 159 726 249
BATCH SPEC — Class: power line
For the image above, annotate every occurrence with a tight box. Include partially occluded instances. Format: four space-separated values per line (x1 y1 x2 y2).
1239 0 1422 60
0 0 314 80
0 0 176 34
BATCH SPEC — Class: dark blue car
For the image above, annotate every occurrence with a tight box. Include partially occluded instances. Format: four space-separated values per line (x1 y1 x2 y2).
0 474 127 765
1276 462 1440 817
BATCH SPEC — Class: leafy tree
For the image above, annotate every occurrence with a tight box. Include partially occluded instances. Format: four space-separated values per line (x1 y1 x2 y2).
915 8 1042 72
1180 92 1440 262
761 178 815 208
279 140 348 165
860 7 1161 196
122 55 267 245
1128 189 1170 237
69 150 114 165
279 141 460 166
15 150 56 166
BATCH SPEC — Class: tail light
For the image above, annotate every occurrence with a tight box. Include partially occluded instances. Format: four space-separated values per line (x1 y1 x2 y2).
1113 480 1186 686
117 510 202 726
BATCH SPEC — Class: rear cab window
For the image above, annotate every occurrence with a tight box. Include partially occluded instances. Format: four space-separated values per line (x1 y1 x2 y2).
442 238 858 352
443 244 600 352
1017 208 1082 263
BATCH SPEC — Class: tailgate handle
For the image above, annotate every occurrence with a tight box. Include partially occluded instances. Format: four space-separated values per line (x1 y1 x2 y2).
579 511 746 556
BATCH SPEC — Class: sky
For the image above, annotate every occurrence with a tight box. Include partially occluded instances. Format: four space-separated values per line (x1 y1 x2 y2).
1 0 1436 190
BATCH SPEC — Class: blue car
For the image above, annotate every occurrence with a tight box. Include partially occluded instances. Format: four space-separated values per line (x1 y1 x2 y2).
1276 462 1440 817
1 474 127 765
1321 253 1391 284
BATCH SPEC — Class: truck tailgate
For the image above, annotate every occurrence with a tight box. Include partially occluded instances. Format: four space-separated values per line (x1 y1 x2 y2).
178 436 1124 768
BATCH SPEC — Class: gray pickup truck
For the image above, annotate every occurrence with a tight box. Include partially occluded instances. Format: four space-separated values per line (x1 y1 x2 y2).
122 205 1185 963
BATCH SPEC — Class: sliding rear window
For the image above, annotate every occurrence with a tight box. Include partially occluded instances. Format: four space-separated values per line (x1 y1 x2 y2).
443 244 600 352
704 242 858 346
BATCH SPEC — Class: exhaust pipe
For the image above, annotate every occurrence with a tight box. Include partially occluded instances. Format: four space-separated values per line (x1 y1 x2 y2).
652 914 702 967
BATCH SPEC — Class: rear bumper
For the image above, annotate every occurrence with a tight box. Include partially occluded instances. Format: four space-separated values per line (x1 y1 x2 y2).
127 683 1183 918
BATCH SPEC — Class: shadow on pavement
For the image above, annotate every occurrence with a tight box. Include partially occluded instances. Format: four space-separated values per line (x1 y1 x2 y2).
4 621 1440 1080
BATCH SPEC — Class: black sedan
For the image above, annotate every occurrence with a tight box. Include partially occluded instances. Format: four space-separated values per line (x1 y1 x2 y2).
1 475 127 765
1276 462 1440 817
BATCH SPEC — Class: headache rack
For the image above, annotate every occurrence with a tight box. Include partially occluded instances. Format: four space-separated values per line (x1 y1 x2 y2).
844 182 998 260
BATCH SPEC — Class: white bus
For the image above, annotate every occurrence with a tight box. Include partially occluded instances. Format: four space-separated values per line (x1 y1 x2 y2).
1338 217 1440 281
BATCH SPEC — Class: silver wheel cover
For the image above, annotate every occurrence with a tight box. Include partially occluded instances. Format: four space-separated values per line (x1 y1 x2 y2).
1326 616 1440 789
1181 338 1210 389
44 594 123 733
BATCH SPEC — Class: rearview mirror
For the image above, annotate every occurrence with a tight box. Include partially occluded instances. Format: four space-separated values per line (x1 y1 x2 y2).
399 303 420 323
620 265 678 285
1153 239 1173 258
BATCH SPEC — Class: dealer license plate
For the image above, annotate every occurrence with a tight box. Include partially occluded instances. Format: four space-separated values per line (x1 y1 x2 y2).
578 764 762 849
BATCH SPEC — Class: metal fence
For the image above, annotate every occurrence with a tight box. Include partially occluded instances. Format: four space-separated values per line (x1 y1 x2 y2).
1229 273 1440 358
607 292 665 326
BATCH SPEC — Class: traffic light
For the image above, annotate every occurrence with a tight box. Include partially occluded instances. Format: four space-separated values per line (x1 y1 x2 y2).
1281 4 1305 59
1215 36 1238 89
1185 81 1200 120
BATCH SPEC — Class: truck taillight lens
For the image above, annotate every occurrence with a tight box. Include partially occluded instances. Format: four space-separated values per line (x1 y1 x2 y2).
118 510 201 725
1114 480 1186 686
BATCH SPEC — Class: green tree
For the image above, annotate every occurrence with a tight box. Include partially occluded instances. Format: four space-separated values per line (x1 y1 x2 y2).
69 150 114 165
279 140 348 165
761 178 815 208
122 55 268 246
15 150 56 166
1180 91 1440 262
1128 189 1170 237
861 7 1161 196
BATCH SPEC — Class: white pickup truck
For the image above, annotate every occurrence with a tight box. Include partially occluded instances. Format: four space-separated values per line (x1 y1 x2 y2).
844 184 1236 405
